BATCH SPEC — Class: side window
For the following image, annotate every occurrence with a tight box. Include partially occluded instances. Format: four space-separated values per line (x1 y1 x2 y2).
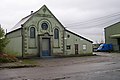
54 28 59 39
67 34 70 38
67 45 71 50
30 27 35 38
83 44 87 50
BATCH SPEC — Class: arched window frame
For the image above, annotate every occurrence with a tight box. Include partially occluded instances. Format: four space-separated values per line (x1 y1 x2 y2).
30 27 36 38
54 28 59 39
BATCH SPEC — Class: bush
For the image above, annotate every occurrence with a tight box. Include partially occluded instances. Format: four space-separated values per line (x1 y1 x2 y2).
0 57 9 63
0 26 9 52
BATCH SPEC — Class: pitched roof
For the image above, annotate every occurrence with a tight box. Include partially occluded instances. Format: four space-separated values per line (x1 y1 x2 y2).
9 5 65 32
10 15 32 32
66 29 93 43
104 21 120 29
9 5 44 32
8 5 92 43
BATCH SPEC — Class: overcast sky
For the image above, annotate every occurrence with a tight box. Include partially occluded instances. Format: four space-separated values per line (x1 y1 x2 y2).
0 0 120 43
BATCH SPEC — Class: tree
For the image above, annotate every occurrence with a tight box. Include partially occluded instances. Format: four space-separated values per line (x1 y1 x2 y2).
0 25 8 53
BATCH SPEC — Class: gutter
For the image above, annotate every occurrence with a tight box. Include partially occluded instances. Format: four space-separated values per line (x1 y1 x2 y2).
21 25 24 58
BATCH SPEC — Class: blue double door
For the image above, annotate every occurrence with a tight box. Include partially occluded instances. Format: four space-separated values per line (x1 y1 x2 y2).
42 38 51 56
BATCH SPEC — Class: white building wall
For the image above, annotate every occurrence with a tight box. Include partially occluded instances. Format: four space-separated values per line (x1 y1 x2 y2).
65 31 92 55
5 30 22 56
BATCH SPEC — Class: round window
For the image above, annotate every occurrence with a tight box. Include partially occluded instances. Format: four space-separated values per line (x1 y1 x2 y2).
41 23 48 30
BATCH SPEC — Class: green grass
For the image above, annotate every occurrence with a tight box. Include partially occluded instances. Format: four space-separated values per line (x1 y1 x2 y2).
20 59 37 64
54 53 96 58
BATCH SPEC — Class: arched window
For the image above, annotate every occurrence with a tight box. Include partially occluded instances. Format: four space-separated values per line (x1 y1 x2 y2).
54 28 59 39
30 27 35 38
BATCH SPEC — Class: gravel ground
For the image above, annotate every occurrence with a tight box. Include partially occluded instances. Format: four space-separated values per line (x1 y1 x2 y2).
33 52 116 67
0 52 120 80
0 52 117 68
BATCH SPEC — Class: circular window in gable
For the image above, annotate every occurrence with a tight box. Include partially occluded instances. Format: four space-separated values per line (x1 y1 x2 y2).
41 23 48 30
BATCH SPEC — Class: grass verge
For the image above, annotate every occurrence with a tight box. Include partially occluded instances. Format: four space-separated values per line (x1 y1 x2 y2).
54 53 97 58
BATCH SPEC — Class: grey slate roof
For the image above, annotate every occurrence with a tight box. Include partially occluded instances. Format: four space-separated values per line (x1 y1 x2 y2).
10 15 32 32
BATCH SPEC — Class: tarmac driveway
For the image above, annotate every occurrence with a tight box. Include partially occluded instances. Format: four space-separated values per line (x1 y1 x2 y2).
0 52 120 80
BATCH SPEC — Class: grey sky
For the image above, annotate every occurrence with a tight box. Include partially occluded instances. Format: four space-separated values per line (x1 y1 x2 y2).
1 0 120 43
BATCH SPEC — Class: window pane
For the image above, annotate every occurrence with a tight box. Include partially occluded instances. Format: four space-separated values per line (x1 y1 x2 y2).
30 27 35 38
54 28 59 39
67 45 71 49
41 23 48 30
83 45 87 50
